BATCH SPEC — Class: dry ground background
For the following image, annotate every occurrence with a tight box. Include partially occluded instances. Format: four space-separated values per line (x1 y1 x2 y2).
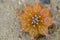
0 0 60 40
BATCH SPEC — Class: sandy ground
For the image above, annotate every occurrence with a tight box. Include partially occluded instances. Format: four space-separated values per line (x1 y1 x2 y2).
0 0 60 40
0 0 20 40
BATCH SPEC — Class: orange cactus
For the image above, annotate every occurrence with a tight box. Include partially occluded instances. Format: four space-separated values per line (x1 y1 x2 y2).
17 3 54 40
